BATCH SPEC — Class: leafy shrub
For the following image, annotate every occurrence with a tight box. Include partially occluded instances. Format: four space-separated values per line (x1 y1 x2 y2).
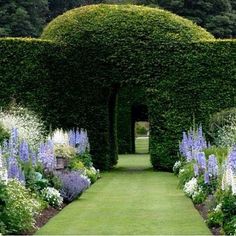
192 187 207 204
221 190 236 222
0 180 41 234
207 204 224 228
178 162 195 188
76 152 93 168
54 144 76 159
204 146 228 165
57 171 90 202
68 158 85 171
41 187 63 208
223 216 236 235
85 167 100 184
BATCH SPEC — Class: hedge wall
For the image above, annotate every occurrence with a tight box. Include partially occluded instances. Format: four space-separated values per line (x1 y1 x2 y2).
0 5 235 171
117 86 148 154
0 38 113 170
0 38 57 119
148 40 236 170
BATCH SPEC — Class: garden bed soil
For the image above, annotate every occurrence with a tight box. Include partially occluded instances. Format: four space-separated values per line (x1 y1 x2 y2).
27 203 67 235
195 203 221 236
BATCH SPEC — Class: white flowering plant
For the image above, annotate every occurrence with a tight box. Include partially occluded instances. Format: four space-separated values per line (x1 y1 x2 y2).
41 187 63 208
0 179 41 234
192 186 206 204
183 177 198 198
84 167 100 184
0 105 46 149
173 160 182 175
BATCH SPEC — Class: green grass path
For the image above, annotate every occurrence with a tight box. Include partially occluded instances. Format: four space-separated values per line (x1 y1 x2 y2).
37 155 211 235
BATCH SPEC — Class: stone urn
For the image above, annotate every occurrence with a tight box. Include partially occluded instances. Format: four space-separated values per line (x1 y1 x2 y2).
56 156 68 170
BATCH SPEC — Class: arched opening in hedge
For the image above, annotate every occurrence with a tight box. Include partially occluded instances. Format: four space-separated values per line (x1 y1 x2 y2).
0 4 235 171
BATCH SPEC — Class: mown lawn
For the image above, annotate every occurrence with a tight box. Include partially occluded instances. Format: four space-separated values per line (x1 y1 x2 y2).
135 137 149 154
36 154 211 235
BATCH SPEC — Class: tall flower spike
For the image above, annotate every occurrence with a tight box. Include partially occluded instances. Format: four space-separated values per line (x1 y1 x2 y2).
194 164 199 176
228 146 236 174
208 154 218 177
19 140 29 162
197 152 206 170
204 171 210 184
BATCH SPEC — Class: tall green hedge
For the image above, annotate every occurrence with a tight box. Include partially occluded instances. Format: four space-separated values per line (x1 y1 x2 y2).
0 38 56 118
0 5 235 171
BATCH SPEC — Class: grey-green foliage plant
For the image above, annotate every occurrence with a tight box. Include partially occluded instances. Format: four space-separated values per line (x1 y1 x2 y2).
209 108 236 147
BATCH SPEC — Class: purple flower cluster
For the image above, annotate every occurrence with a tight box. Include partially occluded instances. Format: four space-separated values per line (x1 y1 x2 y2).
208 154 218 177
194 153 218 184
3 127 49 183
5 128 26 184
38 140 56 171
69 129 90 154
7 154 25 184
227 146 236 173
57 171 90 202
197 152 207 170
179 125 208 162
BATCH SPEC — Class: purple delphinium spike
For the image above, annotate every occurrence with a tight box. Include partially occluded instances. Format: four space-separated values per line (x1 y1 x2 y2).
38 140 56 171
197 152 207 170
19 140 29 162
30 151 37 166
75 129 80 146
7 154 20 180
228 146 236 174
179 125 208 162
69 130 76 148
204 171 210 184
208 154 218 177
194 164 199 176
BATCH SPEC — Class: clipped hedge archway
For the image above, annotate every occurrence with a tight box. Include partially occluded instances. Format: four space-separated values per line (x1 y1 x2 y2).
0 4 235 170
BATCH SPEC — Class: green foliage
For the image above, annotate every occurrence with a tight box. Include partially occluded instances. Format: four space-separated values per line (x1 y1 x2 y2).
204 146 229 165
209 107 236 146
136 122 148 136
68 158 85 171
0 0 49 37
221 190 236 223
223 216 236 235
0 124 9 144
85 167 99 184
207 208 224 228
192 188 207 204
75 152 93 168
178 162 194 188
104 0 236 38
54 144 76 159
0 180 41 234
157 0 236 38
0 5 236 170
